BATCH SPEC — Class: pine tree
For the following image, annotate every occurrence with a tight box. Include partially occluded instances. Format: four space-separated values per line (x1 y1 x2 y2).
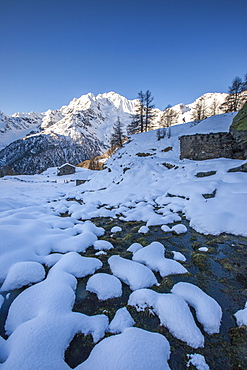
110 117 125 148
144 90 155 132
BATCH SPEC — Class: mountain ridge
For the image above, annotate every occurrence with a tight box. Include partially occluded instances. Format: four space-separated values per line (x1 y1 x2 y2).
0 91 227 175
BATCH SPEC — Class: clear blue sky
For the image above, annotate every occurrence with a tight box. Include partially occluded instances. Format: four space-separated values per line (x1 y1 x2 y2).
1 0 247 115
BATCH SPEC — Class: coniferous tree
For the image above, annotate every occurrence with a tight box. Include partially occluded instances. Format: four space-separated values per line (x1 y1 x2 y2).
127 90 155 133
144 90 155 132
159 105 178 129
191 96 208 123
209 96 221 117
130 91 145 133
127 113 140 135
127 92 145 134
110 117 125 148
222 76 244 112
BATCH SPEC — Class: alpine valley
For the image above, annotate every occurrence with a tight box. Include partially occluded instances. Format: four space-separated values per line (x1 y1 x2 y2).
0 91 226 175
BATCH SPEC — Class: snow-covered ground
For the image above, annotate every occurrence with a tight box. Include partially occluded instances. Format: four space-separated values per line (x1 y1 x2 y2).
0 112 246 369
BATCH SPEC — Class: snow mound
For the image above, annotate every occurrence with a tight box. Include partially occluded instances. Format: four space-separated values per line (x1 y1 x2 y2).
108 255 158 290
5 252 102 335
127 242 143 254
110 226 122 233
234 301 247 326
108 307 135 334
128 289 204 348
172 251 186 261
76 327 171 370
171 282 222 334
93 240 114 251
86 273 122 300
138 225 149 233
171 224 188 234
187 353 210 370
132 241 188 277
1 261 45 291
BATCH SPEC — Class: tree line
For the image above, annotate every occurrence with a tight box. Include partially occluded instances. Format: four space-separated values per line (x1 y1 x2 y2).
111 73 247 147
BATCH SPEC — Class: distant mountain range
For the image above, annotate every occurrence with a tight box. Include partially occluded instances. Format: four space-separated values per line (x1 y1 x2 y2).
0 91 227 175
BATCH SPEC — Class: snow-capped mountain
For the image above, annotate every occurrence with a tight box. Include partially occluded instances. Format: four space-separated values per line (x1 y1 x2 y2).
0 91 227 175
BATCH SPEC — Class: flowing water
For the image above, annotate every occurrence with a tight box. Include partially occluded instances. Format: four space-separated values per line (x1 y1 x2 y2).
0 217 246 369
65 217 247 369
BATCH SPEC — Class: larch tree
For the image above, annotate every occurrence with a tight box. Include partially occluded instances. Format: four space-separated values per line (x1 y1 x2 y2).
222 76 245 112
144 90 155 132
110 117 125 148
127 90 155 133
191 96 208 123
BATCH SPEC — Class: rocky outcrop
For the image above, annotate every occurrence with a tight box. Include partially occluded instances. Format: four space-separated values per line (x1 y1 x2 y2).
229 102 247 159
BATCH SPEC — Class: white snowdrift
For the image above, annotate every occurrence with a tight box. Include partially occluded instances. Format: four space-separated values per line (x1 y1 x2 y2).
132 242 188 277
128 289 204 348
86 273 122 300
108 255 158 290
234 301 247 326
108 307 135 334
76 327 171 370
171 282 222 334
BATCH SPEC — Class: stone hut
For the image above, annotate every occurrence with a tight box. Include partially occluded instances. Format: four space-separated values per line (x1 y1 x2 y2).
179 132 235 160
57 163 76 176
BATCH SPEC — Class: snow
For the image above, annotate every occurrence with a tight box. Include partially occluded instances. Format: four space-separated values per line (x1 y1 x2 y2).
171 282 222 334
171 224 188 234
187 353 210 370
0 109 246 368
128 289 204 348
111 226 122 233
93 240 114 251
172 251 186 261
5 252 103 336
86 273 122 300
198 247 209 252
234 301 247 326
0 261 45 291
108 255 158 290
138 225 149 233
76 327 171 370
127 242 143 254
108 307 135 334
132 242 188 277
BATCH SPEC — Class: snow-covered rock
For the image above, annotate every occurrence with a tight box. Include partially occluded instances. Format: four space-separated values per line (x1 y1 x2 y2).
171 282 222 334
234 301 247 326
108 255 158 290
128 289 204 348
76 327 171 370
132 241 188 277
86 273 122 300
108 307 135 334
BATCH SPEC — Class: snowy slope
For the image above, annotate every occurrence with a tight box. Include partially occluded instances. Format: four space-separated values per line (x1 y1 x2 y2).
0 111 42 150
0 91 227 174
0 111 247 369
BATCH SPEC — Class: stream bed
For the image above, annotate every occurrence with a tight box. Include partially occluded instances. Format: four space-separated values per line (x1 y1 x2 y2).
65 217 247 369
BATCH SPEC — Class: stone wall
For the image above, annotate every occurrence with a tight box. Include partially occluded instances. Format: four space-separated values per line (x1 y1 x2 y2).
179 132 235 160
